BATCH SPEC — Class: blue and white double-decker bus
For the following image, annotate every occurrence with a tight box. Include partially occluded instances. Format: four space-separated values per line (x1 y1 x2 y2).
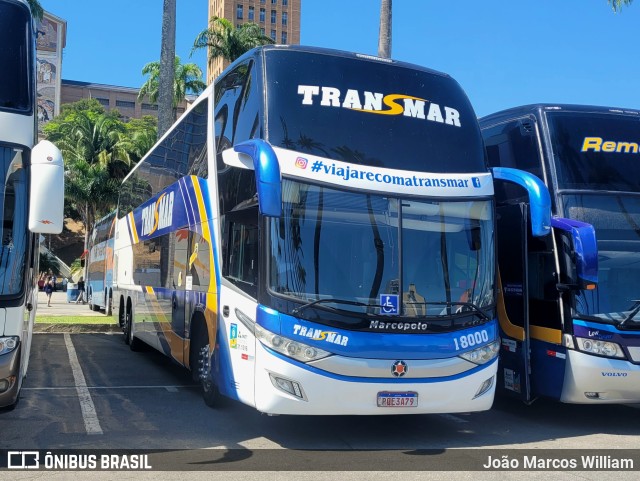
0 0 64 409
86 211 116 314
113 46 549 415
481 104 640 404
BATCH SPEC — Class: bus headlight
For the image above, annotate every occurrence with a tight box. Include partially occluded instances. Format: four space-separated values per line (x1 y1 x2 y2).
459 340 500 365
0 337 18 356
255 324 332 363
575 337 625 359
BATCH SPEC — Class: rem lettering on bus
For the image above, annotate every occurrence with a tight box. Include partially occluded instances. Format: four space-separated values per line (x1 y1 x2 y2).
297 85 461 127
140 191 175 237
275 148 494 198
581 137 640 154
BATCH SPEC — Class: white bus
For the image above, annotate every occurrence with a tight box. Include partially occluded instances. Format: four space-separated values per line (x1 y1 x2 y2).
113 46 550 415
0 0 64 409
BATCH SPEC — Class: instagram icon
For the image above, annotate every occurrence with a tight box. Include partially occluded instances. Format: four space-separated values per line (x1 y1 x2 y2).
295 157 308 169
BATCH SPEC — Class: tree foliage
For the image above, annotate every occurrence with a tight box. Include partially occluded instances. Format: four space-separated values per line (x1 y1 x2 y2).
138 56 206 115
43 100 154 258
39 252 60 276
192 17 274 64
608 0 633 11
26 0 43 21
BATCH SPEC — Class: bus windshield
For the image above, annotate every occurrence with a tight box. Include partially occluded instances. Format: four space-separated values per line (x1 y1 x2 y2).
564 193 640 326
0 145 28 296
268 179 495 327
547 111 640 192
0 1 31 113
265 50 485 173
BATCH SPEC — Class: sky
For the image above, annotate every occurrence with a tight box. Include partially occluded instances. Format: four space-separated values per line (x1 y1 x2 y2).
39 0 640 118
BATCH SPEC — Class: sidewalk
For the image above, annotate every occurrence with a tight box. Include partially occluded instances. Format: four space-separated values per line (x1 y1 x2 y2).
36 290 106 317
35 290 120 333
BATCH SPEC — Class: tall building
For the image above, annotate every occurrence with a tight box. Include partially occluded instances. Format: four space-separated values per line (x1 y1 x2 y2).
207 0 301 83
36 11 67 136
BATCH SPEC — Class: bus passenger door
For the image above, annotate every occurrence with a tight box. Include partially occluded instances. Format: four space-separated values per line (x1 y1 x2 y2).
217 211 259 406
161 230 188 365
496 203 532 402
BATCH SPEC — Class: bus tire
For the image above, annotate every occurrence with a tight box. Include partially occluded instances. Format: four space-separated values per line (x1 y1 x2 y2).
88 291 95 311
124 303 143 351
106 291 112 316
118 297 125 328
190 316 219 408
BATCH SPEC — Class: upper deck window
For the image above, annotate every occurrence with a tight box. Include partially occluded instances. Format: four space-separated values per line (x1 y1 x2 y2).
0 2 32 113
547 111 640 192
265 50 485 174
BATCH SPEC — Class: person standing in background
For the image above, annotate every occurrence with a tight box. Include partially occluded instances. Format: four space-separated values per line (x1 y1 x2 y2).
76 277 85 304
45 277 54 307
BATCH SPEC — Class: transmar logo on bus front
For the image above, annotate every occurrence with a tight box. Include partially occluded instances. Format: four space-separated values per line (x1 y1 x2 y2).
298 85 462 127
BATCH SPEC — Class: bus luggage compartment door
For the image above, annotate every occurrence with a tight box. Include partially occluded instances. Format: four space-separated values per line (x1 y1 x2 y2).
496 203 532 402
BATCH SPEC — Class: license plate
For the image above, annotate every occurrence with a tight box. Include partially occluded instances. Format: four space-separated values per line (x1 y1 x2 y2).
377 391 418 407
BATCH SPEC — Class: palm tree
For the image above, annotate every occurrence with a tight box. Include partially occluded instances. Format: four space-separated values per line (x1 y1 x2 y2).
158 0 176 138
44 110 132 253
138 56 206 120
64 158 121 258
378 0 392 58
192 17 274 64
26 0 43 21
123 116 158 163
608 0 633 11
46 111 131 179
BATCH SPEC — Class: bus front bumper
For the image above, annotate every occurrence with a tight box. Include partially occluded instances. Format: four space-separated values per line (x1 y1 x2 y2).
0 342 21 408
253 345 498 415
561 349 640 403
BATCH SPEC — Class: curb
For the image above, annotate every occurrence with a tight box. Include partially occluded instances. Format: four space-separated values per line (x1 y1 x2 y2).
34 324 122 334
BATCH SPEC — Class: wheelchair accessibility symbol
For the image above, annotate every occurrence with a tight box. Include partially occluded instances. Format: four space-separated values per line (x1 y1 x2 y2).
379 294 399 315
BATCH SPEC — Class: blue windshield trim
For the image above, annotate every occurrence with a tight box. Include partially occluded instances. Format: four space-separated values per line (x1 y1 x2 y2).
492 167 551 237
551 217 598 285
234 139 282 217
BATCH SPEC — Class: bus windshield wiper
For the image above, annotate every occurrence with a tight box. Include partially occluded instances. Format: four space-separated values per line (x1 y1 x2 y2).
619 300 640 327
291 298 382 315
404 300 491 322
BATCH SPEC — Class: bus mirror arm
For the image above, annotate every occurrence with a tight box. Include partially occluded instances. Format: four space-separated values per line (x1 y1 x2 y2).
491 167 551 237
233 140 282 217
551 217 598 288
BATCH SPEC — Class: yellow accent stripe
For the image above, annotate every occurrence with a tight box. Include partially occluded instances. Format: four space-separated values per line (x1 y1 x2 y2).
128 212 139 244
530 325 562 344
190 176 218 353
498 271 562 344
497 270 525 341
191 176 217 295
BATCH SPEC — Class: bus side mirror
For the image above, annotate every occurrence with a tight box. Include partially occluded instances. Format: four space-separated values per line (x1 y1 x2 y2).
29 140 64 234
491 167 551 238
551 217 598 290
222 139 282 217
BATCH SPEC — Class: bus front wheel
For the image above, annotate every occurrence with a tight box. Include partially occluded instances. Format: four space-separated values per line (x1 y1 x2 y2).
190 317 219 408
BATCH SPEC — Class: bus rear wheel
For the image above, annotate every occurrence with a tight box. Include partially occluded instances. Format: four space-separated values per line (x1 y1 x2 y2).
124 303 142 351
105 292 112 316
